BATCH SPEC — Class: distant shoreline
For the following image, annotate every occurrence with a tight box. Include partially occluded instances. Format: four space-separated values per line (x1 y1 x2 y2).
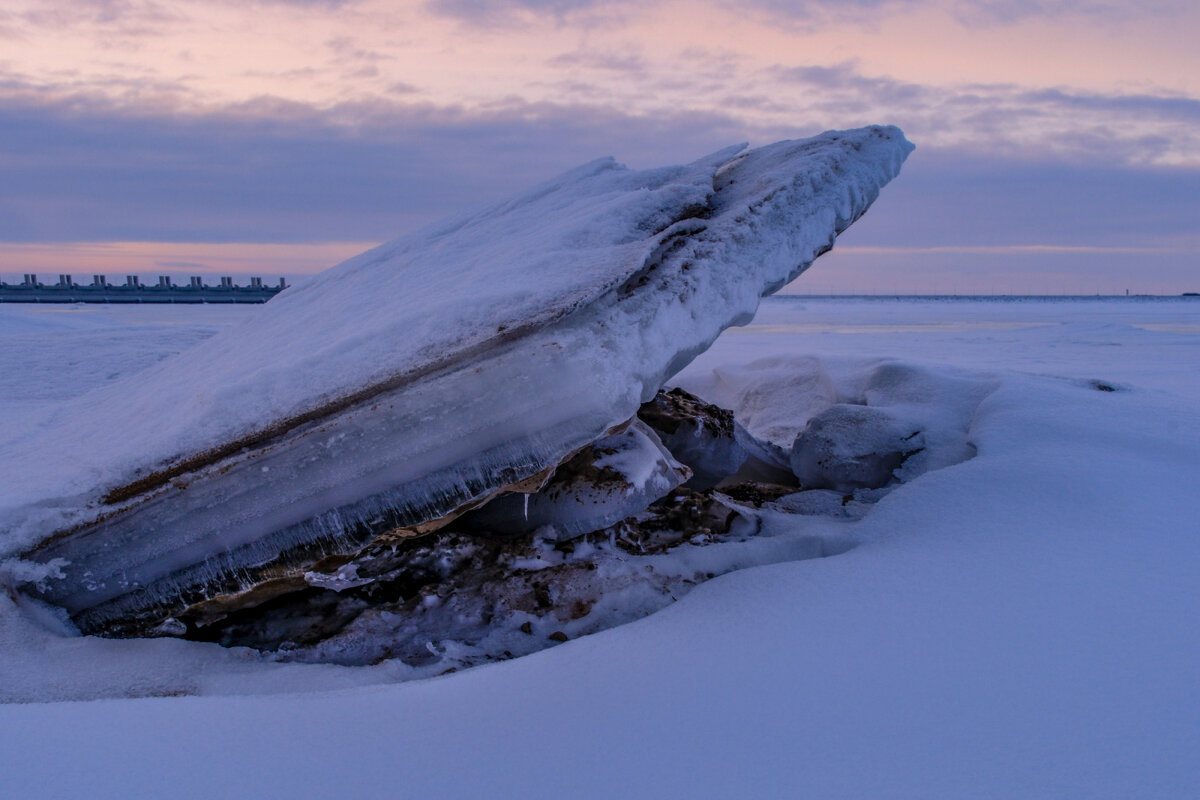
774 294 1200 301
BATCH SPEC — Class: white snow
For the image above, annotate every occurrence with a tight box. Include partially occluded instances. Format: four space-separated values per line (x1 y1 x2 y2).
1 295 1197 798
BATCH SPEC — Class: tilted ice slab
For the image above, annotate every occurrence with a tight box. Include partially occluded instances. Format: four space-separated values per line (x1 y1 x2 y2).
5 126 913 633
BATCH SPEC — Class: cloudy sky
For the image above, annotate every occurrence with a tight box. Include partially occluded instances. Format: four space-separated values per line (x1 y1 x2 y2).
1 0 1197 293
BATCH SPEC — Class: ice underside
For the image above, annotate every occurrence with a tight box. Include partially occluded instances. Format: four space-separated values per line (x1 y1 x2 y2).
12 126 913 635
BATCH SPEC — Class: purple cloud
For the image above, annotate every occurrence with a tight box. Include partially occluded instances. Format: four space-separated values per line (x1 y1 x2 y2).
0 93 747 242
1 90 1196 264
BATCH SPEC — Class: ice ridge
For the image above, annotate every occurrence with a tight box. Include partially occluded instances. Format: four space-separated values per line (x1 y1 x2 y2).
6 126 914 633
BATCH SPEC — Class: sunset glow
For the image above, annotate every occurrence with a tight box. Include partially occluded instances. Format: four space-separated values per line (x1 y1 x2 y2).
2 0 1197 292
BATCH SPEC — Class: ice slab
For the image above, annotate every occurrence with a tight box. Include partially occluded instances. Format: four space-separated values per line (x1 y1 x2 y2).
5 126 913 633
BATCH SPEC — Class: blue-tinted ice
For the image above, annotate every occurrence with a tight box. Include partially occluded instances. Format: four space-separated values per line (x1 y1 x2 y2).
11 126 914 634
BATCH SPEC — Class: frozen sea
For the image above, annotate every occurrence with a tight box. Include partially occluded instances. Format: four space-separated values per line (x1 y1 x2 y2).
1 295 1198 798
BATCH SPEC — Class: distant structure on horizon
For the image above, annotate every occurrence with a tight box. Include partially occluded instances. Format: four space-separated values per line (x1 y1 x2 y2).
0 274 288 304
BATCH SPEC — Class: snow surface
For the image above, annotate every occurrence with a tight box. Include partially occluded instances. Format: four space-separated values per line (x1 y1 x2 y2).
2 296 1198 798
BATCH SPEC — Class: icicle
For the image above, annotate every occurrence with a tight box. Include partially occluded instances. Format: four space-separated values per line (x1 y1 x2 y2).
524 493 530 521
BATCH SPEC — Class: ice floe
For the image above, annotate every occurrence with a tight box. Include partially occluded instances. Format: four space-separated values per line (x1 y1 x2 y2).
4 126 913 638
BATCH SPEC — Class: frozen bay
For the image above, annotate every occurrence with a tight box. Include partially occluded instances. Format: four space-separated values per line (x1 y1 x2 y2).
1 295 1198 798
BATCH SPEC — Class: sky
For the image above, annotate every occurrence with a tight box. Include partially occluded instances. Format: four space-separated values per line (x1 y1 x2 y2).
0 0 1197 293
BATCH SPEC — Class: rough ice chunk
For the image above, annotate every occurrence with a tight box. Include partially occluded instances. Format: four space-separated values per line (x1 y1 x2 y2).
790 404 924 492
464 420 690 539
6 126 914 634
304 564 374 593
637 388 747 489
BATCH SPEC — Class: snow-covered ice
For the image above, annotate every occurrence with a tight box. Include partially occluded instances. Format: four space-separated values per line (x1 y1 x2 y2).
1 127 912 635
2 294 1198 798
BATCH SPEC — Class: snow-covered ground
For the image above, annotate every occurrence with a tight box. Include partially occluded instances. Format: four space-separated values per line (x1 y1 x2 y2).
2 295 1198 798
